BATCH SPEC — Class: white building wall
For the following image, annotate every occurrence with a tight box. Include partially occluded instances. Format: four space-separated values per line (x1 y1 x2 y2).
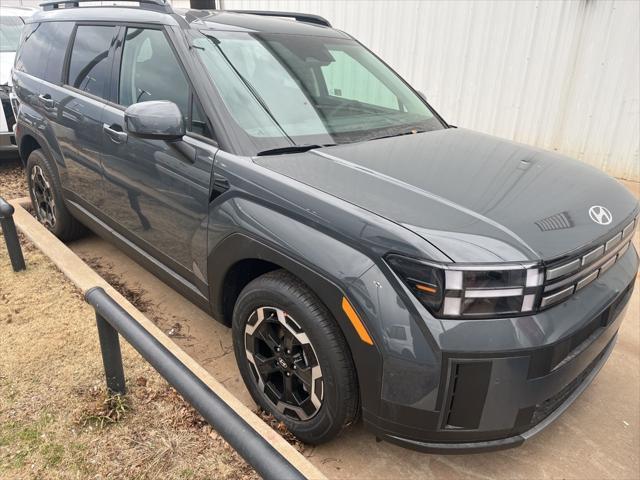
216 0 640 181
6 0 639 180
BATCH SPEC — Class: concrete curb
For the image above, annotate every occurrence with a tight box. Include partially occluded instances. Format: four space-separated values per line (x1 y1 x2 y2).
9 199 327 480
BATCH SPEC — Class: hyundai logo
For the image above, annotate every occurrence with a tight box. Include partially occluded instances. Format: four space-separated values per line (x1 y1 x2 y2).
588 205 613 226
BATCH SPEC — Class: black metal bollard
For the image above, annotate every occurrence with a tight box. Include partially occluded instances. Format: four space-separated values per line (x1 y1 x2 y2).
95 312 126 395
85 287 306 480
0 196 26 272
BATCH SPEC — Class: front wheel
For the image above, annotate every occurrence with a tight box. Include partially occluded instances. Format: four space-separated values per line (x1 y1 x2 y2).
232 270 359 444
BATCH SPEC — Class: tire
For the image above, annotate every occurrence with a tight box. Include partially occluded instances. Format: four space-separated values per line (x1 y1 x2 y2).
26 149 84 241
232 269 359 444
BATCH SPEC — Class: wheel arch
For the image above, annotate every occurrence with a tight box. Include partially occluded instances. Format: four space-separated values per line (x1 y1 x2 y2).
208 232 385 417
18 133 41 168
209 233 346 329
17 123 63 183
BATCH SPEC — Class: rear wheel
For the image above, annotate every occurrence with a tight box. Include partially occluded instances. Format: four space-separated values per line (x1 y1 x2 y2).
26 149 84 241
232 270 359 444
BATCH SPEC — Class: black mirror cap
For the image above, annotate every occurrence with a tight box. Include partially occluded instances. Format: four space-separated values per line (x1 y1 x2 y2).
124 100 185 141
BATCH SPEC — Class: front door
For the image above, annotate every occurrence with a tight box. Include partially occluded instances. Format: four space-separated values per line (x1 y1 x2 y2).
100 26 216 293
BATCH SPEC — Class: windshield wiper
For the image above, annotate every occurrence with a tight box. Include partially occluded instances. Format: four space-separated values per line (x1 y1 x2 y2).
256 144 336 156
367 128 426 142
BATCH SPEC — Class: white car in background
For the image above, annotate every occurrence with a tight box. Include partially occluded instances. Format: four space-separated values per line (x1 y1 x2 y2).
1 7 37 156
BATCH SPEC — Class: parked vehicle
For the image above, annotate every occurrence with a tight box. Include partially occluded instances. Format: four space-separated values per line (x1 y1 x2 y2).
1 7 37 157
13 0 639 452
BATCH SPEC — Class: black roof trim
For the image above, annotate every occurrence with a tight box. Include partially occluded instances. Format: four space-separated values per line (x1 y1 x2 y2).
39 0 171 13
226 10 331 27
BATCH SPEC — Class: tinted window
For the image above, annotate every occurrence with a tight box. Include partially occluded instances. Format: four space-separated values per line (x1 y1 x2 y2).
119 28 189 115
43 22 74 84
14 22 73 83
14 23 46 78
68 26 116 99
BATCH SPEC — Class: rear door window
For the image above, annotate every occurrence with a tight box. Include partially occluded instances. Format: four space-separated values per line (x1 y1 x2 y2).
43 22 74 84
67 25 116 99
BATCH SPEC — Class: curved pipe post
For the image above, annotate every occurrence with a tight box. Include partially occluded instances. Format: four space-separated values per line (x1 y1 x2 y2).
0 196 26 272
85 287 307 480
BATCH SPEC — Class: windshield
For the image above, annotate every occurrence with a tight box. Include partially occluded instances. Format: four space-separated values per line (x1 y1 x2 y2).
193 31 444 154
0 16 24 53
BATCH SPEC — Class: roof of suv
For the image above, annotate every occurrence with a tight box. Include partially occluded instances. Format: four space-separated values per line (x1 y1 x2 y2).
0 6 38 17
30 6 349 38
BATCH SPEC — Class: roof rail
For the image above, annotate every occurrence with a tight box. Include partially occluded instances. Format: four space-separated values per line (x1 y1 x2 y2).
39 0 172 13
228 10 331 27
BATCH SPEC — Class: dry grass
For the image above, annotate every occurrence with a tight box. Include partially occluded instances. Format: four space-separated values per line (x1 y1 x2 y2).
0 158 27 200
0 232 258 479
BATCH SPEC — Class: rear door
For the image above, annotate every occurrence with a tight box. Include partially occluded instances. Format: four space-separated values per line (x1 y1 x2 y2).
100 25 216 294
53 24 118 210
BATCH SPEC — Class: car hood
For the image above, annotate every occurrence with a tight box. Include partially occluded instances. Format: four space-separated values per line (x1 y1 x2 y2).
0 52 16 85
254 128 639 263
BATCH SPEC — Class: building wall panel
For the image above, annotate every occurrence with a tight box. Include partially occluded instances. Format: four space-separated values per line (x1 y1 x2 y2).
218 0 640 181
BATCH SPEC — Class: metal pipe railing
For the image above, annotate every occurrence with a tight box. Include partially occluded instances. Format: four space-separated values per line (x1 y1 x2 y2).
0 196 26 272
85 287 306 480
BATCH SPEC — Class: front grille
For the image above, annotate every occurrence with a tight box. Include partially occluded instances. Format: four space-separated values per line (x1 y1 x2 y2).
540 216 638 309
529 341 610 427
528 278 634 379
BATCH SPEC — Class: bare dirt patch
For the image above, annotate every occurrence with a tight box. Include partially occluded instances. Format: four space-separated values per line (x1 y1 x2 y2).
0 237 257 479
82 255 154 314
79 254 195 343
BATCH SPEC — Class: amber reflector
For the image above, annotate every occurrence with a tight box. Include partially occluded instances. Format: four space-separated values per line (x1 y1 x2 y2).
341 297 374 345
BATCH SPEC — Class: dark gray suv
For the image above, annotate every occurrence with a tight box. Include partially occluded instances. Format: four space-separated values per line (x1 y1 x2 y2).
13 0 639 453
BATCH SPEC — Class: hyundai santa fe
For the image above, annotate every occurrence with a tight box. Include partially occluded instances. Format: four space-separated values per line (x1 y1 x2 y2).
13 0 639 452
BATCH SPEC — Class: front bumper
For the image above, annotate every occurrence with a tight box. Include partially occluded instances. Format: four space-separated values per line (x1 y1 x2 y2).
362 245 637 453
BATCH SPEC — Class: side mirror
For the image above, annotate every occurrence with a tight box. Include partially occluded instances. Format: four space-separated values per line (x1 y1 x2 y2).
124 100 185 141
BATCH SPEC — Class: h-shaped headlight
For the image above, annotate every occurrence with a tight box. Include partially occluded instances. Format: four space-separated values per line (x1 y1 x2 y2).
386 254 543 319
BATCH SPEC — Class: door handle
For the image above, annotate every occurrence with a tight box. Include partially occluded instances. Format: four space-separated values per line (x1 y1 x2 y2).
102 123 128 144
38 93 54 109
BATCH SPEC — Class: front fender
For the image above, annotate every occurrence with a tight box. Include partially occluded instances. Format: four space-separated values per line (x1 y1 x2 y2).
207 197 442 423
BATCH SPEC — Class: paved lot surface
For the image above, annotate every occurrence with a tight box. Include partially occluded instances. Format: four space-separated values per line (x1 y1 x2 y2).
65 181 640 479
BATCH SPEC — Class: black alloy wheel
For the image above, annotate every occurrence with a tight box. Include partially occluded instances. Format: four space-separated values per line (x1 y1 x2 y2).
244 306 323 421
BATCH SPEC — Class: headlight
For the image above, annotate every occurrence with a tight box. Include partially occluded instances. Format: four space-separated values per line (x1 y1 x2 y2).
386 254 543 319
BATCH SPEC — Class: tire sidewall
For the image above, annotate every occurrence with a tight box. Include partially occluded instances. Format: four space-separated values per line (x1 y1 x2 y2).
26 149 72 239
232 278 353 443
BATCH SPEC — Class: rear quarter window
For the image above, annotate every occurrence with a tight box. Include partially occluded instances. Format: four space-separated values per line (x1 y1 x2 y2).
14 23 47 79
14 22 74 84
